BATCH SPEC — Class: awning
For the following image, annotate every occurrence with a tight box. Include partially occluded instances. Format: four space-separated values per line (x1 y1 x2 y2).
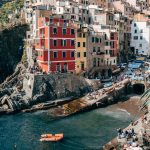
136 57 145 61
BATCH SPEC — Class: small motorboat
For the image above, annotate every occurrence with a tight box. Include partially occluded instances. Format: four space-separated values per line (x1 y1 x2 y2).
40 133 63 142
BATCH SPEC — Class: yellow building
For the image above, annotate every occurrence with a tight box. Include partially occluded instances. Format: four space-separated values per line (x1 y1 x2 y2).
75 27 88 74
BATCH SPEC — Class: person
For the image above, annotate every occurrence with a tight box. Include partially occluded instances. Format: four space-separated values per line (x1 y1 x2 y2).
131 128 135 136
131 139 138 147
117 128 122 139
125 130 129 139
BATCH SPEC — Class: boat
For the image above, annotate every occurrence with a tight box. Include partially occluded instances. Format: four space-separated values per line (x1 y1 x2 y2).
40 133 64 142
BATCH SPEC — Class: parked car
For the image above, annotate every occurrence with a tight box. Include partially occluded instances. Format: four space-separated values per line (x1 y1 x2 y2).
103 82 113 88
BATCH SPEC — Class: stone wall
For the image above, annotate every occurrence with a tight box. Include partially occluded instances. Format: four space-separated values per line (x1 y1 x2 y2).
23 73 101 104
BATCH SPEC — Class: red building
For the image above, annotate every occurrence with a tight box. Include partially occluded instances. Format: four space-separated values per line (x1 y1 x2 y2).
35 16 76 73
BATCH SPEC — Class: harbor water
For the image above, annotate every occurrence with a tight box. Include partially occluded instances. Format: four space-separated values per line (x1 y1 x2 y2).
0 106 134 150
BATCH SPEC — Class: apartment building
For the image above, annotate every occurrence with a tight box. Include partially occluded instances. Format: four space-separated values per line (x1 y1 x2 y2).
76 26 88 74
88 6 114 26
35 16 76 73
112 0 135 18
131 20 150 56
87 25 117 78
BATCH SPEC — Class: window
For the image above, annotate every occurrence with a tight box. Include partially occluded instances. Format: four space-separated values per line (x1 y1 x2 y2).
140 29 143 33
99 38 101 43
83 42 86 47
134 36 138 40
84 52 86 57
62 28 66 35
53 28 57 34
93 47 96 52
109 50 112 55
78 42 80 47
77 52 80 57
134 29 137 33
96 38 99 43
105 34 107 40
64 20 67 25
78 33 82 37
62 51 66 58
111 33 114 40
53 52 57 58
71 51 74 58
61 40 67 46
38 51 42 57
105 42 109 46
71 29 75 35
140 36 143 40
53 40 57 46
97 47 100 52
92 37 95 43
71 40 75 46
139 44 142 47
83 33 85 37
50 18 53 24
134 23 136 27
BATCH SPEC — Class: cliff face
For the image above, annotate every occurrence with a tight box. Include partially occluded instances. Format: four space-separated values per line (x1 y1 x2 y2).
0 24 29 83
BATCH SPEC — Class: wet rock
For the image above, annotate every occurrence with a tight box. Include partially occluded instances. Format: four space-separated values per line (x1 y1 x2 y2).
2 104 9 110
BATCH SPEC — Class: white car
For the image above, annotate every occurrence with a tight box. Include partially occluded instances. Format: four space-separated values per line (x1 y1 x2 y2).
103 82 113 88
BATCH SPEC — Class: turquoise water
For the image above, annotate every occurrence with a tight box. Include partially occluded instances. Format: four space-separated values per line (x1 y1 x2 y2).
0 108 132 150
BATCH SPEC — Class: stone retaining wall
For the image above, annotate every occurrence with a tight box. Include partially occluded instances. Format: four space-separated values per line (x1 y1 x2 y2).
23 73 101 102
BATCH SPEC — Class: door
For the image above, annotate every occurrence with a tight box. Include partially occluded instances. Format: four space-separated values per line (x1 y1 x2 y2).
64 63 68 72
81 62 84 70
56 63 61 72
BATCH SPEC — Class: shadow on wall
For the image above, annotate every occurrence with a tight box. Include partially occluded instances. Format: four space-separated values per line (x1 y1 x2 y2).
0 24 29 84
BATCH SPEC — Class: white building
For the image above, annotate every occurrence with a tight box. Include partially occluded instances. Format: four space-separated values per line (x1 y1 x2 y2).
131 21 150 56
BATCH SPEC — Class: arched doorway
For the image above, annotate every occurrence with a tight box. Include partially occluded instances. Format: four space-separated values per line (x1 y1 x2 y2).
133 84 145 95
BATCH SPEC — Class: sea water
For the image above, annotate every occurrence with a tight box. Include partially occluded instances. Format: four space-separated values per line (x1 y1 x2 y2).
0 107 132 150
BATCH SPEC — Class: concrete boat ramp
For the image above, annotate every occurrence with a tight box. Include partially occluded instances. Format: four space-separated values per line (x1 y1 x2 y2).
47 79 131 117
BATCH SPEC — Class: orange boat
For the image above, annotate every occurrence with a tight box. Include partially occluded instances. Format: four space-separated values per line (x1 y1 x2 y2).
40 133 64 142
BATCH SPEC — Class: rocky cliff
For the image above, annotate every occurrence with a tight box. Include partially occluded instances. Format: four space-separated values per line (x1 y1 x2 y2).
0 70 100 114
0 24 29 84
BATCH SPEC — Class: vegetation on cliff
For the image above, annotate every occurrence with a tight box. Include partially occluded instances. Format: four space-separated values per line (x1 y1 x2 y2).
0 0 29 83
0 0 24 29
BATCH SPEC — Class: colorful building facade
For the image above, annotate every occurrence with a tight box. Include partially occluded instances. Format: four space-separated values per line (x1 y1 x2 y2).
35 16 76 73
75 26 88 74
